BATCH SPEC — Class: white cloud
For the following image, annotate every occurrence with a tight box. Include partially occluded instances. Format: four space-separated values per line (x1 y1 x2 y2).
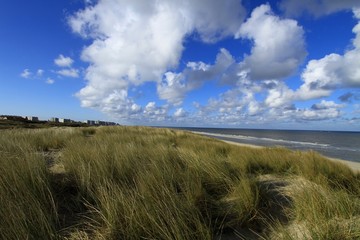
57 68 79 78
295 9 360 100
68 0 245 117
37 69 44 77
296 100 343 121
54 54 74 67
158 48 235 105
185 48 235 86
157 72 187 106
236 4 306 80
264 81 294 108
354 8 360 19
280 0 360 17
311 100 344 110
188 64 349 124
193 84 265 123
180 0 246 43
352 8 360 47
46 78 55 84
20 69 32 78
143 102 169 121
130 103 142 113
184 4 307 120
64 1 357 126
193 93 344 125
174 108 187 118
21 68 46 80
247 101 263 116
295 54 340 100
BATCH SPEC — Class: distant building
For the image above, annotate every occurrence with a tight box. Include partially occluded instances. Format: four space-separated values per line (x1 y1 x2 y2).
85 120 117 126
86 120 96 125
105 121 117 126
26 116 39 121
49 117 59 123
59 118 71 123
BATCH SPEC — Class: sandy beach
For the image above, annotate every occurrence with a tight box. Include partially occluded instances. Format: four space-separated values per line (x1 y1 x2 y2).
193 131 360 172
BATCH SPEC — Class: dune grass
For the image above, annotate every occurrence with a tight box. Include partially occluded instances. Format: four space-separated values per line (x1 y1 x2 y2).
0 126 359 239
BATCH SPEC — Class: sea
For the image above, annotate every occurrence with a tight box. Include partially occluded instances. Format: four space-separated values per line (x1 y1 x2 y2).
176 128 360 163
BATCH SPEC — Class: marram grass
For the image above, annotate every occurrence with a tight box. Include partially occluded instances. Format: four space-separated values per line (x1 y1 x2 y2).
0 126 359 239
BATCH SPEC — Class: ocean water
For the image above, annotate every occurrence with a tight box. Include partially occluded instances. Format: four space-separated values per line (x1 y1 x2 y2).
178 128 360 163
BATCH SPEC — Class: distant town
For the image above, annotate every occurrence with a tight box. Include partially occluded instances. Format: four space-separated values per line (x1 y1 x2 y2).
0 115 118 127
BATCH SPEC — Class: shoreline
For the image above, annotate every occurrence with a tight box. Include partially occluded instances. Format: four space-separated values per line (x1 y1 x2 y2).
192 131 360 172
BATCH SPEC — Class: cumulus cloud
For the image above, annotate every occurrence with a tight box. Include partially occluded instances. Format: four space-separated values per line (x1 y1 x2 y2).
311 100 344 110
158 48 235 105
21 68 54 84
180 0 246 43
190 70 348 124
68 0 245 118
280 0 360 17
197 95 343 125
46 78 55 84
295 54 339 100
21 68 48 80
193 82 266 124
354 8 360 18
163 4 307 119
235 4 306 81
64 1 358 126
143 102 169 122
185 4 307 121
37 69 44 77
296 100 343 121
174 108 187 118
264 81 294 108
157 72 187 106
54 54 74 67
57 68 79 78
295 9 360 100
20 69 32 78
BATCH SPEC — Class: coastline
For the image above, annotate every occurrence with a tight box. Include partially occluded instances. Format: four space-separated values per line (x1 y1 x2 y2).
192 131 360 172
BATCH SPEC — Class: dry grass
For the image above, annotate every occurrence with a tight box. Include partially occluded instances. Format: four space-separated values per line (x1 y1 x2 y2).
0 126 359 239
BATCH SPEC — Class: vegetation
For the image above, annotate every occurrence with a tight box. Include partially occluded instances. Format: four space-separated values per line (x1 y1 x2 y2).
0 126 359 239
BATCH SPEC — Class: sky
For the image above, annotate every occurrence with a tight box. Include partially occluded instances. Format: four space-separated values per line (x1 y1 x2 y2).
1 0 360 131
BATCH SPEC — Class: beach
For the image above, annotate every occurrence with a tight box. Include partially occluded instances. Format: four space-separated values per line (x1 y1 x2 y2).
193 131 360 172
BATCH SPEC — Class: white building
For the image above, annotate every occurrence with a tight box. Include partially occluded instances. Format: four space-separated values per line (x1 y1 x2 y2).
59 118 71 123
26 116 39 121
49 117 59 122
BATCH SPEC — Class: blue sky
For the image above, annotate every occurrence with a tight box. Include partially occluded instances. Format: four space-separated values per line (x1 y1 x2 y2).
1 0 360 130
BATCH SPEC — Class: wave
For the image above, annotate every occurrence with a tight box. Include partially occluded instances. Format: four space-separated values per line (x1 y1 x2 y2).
193 131 360 152
194 131 331 148
231 134 330 148
190 130 360 162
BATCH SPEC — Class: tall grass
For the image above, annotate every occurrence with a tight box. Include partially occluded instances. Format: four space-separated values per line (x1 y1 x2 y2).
0 130 59 239
0 126 359 239
270 177 360 239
